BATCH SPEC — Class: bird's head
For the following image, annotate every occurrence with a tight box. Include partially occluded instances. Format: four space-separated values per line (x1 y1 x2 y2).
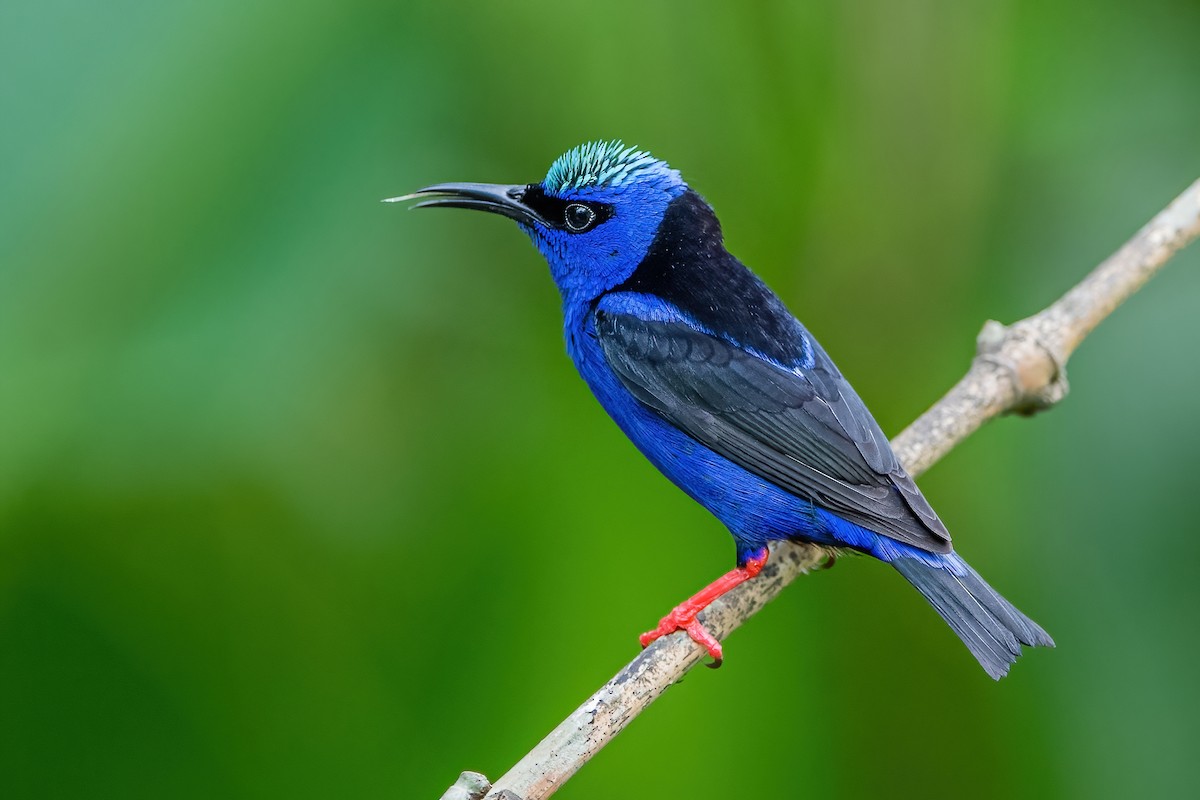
392 141 688 302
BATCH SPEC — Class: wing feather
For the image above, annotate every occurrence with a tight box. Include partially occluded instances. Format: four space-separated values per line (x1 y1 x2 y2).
595 308 951 553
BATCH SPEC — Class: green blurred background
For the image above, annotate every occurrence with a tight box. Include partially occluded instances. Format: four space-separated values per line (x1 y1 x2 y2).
2 0 1199 797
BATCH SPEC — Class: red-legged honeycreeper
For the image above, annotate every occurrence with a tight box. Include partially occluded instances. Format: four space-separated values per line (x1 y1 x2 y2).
389 141 1053 678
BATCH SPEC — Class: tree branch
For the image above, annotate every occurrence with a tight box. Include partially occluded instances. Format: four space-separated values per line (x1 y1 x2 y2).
894 177 1200 475
439 177 1200 800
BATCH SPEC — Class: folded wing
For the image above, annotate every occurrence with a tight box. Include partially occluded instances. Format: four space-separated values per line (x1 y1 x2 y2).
594 306 951 554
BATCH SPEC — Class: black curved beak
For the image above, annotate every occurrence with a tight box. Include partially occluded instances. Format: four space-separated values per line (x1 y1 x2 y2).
383 182 545 227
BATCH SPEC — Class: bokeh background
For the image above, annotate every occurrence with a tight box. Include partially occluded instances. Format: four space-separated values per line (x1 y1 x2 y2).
3 0 1199 797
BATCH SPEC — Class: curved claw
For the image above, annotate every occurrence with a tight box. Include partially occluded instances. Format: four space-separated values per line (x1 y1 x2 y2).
637 549 769 667
684 619 723 664
639 613 726 665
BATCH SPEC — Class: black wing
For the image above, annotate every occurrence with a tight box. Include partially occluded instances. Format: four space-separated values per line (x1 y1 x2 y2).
594 309 951 554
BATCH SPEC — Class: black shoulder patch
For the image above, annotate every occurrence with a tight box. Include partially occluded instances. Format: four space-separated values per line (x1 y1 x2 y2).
611 190 807 367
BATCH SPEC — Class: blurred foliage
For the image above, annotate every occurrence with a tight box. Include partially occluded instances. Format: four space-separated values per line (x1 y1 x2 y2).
2 0 1199 797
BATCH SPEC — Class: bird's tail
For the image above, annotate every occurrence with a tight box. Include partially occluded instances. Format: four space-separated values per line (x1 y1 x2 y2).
893 554 1054 679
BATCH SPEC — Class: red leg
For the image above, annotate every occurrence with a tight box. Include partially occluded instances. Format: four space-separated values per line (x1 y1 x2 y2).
639 548 769 668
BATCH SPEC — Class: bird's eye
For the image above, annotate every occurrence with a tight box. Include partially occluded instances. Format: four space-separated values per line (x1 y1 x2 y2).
563 203 598 233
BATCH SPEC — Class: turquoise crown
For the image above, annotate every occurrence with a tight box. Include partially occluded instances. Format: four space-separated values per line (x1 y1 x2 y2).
543 140 675 193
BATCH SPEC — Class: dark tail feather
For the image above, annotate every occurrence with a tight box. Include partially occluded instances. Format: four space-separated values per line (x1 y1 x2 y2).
893 554 1054 680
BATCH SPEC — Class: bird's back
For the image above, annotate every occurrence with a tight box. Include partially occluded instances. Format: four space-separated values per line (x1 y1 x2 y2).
610 189 810 371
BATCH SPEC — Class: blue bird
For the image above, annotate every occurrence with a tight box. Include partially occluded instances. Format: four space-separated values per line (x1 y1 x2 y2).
391 141 1053 678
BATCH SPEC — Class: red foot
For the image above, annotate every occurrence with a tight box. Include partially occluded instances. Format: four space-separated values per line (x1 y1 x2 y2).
639 548 769 668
